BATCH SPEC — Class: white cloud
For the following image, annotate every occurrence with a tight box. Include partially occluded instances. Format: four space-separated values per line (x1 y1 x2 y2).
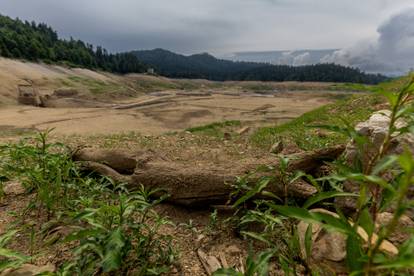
322 8 414 75
0 0 412 69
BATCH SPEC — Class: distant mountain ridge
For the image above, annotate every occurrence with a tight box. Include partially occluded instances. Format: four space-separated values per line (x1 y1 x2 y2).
0 12 387 84
132 48 263 79
132 48 387 84
223 49 338 65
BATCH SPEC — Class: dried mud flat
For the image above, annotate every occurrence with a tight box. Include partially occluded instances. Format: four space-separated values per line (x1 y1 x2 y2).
0 90 335 136
0 59 352 275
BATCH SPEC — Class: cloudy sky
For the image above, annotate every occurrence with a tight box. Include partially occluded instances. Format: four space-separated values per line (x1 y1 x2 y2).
0 0 413 74
0 0 411 54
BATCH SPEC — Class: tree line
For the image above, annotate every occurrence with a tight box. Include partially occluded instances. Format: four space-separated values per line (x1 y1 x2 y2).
0 14 147 74
0 13 388 84
133 49 388 84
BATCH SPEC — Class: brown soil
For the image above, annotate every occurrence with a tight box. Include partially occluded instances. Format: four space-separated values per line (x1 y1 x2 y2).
0 57 356 275
0 91 334 136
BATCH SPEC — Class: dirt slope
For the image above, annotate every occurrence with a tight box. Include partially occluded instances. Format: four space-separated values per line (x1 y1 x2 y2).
0 57 347 137
0 57 178 105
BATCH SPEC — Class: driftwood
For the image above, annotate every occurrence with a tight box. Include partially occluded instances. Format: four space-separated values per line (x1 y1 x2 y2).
80 161 131 183
130 146 344 206
75 145 345 207
73 148 137 174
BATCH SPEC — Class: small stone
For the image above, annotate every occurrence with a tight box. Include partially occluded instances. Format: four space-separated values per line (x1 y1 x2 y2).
196 234 206 242
270 141 283 154
2 181 25 196
316 129 328 138
376 212 414 245
298 209 399 266
225 245 241 255
236 126 251 135
298 209 346 262
197 249 222 275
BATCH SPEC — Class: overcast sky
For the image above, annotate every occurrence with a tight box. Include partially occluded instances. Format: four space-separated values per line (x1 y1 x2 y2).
0 0 413 55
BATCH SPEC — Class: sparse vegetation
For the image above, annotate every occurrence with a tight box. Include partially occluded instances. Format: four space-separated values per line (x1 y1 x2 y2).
227 77 414 275
0 41 413 275
186 120 241 138
251 93 384 150
0 130 177 275
0 230 30 273
67 76 126 94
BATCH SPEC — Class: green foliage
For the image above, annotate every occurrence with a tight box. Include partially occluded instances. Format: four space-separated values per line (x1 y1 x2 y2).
0 129 76 216
0 230 30 272
0 14 146 74
133 49 388 84
66 76 125 94
251 93 383 150
63 189 175 275
330 83 376 92
0 131 177 275
228 76 414 275
186 120 241 138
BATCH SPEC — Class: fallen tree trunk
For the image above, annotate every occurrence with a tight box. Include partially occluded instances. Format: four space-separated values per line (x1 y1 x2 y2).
130 146 344 206
75 145 345 207
80 161 131 184
73 148 137 174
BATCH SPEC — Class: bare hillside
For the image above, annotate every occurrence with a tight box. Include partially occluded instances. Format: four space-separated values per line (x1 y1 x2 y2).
0 58 352 137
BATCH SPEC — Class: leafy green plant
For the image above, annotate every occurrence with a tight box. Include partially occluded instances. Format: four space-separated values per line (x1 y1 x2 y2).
0 129 77 217
0 130 178 275
230 77 414 275
186 120 241 138
226 159 317 275
0 230 29 272
62 187 176 275
250 93 383 150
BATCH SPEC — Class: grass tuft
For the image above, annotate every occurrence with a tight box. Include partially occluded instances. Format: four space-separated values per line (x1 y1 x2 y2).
186 120 241 138
250 93 384 150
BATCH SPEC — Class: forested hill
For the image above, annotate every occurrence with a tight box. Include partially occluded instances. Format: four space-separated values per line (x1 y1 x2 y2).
0 14 147 74
133 49 387 84
0 13 387 83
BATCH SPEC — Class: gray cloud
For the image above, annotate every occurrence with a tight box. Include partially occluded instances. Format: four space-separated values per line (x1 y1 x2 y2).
0 0 412 75
322 9 414 75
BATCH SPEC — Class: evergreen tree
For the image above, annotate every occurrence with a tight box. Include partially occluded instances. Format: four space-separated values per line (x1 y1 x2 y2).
0 14 147 74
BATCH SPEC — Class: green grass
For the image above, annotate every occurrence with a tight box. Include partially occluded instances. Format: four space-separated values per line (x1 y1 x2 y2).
330 83 375 92
133 78 180 91
133 78 230 92
241 83 275 92
250 74 414 151
250 94 384 150
186 120 241 138
331 75 413 93
67 76 125 94
0 131 177 274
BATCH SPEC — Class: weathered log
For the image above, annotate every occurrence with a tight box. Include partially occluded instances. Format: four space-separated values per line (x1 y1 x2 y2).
129 146 345 206
286 145 345 172
73 148 137 174
75 146 345 207
130 163 317 206
79 161 131 184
